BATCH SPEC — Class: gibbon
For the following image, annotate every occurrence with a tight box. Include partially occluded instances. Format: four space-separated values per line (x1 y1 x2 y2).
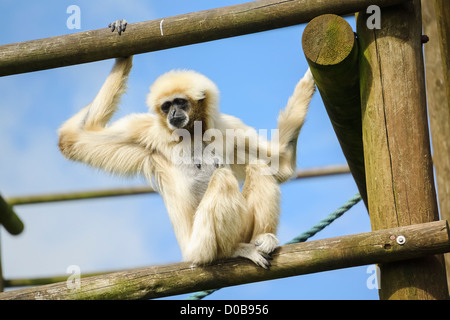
58 55 315 268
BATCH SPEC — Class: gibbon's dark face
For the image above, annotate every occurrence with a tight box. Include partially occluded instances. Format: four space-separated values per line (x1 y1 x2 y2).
161 97 191 129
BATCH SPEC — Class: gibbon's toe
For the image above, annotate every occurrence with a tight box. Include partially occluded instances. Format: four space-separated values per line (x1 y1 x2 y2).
249 251 271 269
109 19 127 35
233 243 271 269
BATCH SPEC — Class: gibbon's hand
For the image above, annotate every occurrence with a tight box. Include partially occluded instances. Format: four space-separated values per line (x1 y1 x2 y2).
109 19 127 35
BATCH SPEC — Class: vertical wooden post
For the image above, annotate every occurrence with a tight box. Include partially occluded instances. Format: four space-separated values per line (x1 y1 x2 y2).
434 0 450 106
302 14 368 209
421 0 450 293
356 0 448 299
0 232 3 292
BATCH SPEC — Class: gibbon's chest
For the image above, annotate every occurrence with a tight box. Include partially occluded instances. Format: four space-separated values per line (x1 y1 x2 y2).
177 149 217 201
165 141 218 203
177 161 216 202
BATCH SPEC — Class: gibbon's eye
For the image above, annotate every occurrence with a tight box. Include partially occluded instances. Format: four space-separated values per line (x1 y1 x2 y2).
161 101 172 114
173 98 188 109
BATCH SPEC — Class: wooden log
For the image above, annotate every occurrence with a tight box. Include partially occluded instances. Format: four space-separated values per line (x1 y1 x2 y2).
0 194 23 235
1 220 448 300
3 272 105 288
7 186 156 206
6 165 350 206
434 0 450 107
302 14 368 209
421 0 450 293
357 0 448 299
0 0 409 77
0 241 3 292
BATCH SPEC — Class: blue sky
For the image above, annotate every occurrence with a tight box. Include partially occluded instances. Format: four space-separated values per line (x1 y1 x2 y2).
0 0 377 299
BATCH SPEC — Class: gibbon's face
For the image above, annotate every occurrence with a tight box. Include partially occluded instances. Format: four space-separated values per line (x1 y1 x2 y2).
147 70 220 132
160 95 192 130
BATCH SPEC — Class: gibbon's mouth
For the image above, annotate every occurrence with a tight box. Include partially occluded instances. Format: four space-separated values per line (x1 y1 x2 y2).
168 116 189 129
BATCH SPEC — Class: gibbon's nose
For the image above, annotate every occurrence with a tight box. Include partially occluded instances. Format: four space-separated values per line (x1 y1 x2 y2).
171 108 185 119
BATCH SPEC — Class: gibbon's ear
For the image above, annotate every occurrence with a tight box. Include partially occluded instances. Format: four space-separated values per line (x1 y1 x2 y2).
189 88 208 103
198 91 207 102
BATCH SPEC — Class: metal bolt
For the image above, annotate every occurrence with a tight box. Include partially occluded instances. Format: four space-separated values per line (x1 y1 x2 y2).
389 235 396 240
396 235 406 245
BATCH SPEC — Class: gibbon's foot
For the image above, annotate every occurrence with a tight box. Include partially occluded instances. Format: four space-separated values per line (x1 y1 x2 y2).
109 19 127 35
253 233 279 255
233 243 273 269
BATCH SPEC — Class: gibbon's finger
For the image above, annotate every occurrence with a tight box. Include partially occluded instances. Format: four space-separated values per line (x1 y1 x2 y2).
109 19 127 35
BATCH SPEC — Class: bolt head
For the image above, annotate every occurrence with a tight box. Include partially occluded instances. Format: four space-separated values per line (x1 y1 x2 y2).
396 235 406 245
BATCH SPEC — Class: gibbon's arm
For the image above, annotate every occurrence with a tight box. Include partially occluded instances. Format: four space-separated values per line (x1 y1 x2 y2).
275 68 315 182
277 69 315 152
219 69 315 182
58 57 155 177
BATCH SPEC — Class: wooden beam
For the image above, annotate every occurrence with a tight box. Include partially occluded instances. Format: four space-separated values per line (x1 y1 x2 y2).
0 235 3 292
421 0 450 293
357 0 448 299
0 194 23 235
434 0 450 107
0 0 409 77
3 272 106 288
302 14 368 209
0 220 448 300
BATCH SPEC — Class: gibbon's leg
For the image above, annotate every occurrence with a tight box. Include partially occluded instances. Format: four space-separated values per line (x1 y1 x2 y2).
275 69 316 183
241 162 281 254
225 162 281 269
183 167 248 265
184 165 277 269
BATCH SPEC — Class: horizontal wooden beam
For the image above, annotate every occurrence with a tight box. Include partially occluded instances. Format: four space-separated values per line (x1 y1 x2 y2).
0 194 23 235
6 165 350 206
0 0 408 76
1 220 448 300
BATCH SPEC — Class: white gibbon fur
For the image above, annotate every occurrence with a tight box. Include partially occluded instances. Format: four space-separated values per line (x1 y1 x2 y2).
58 56 315 268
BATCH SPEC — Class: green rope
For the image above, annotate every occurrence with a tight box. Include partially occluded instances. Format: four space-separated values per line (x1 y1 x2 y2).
284 192 362 244
185 289 219 300
185 192 362 300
